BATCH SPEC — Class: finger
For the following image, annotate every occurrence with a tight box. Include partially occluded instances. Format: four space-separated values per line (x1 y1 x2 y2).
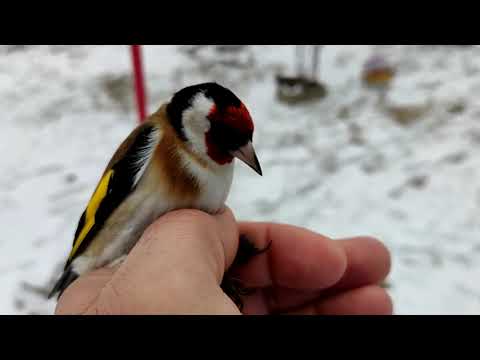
123 207 239 283
57 208 239 315
241 287 322 315
90 208 239 313
238 237 390 314
234 222 347 290
284 285 393 315
322 237 391 295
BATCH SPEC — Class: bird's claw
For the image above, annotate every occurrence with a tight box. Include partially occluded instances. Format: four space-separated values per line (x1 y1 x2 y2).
221 235 272 311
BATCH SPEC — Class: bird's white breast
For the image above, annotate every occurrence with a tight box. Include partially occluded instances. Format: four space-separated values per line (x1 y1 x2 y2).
179 147 234 214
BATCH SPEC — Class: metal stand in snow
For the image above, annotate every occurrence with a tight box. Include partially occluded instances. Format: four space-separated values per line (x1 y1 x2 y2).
276 45 327 105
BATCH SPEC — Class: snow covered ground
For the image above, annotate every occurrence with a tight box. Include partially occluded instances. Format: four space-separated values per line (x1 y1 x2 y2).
2 45 480 315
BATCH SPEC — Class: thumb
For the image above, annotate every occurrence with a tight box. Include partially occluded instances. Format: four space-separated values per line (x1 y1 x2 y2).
112 207 239 290
56 207 239 315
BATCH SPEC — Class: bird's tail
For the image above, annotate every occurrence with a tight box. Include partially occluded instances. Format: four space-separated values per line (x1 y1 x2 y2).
48 268 79 300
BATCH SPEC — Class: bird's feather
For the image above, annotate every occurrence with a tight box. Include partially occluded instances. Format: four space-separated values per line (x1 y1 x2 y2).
64 121 161 269
67 168 114 265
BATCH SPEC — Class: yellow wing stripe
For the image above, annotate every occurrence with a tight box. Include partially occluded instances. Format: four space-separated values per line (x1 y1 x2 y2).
67 169 114 262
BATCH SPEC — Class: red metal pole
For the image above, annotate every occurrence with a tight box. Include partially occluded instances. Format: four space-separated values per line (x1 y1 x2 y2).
130 45 147 123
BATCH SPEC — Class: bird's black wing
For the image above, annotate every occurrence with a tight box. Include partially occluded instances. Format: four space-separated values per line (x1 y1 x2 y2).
66 121 160 268
48 121 160 299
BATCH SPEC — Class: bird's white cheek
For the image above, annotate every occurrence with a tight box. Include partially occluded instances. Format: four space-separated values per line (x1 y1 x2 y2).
181 94 214 155
183 112 211 138
183 118 210 156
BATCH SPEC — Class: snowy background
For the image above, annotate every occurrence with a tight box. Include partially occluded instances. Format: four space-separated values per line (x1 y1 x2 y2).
1 45 480 315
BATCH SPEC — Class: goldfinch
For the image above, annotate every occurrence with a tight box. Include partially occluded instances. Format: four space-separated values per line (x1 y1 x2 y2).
48 82 264 307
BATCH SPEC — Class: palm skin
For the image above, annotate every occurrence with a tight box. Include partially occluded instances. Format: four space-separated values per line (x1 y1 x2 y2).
54 208 392 315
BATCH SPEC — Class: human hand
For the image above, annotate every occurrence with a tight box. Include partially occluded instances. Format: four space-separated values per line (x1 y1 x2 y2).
54 208 392 315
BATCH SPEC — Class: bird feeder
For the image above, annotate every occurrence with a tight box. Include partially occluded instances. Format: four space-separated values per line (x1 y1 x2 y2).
362 54 395 89
276 45 327 105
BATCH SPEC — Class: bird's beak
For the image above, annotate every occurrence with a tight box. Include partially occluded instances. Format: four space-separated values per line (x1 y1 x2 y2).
231 141 263 176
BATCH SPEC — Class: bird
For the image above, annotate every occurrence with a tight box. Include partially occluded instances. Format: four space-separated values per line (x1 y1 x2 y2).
48 82 266 310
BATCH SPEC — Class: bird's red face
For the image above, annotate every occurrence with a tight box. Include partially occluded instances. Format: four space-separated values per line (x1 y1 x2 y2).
208 102 254 134
205 102 256 165
167 82 262 175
